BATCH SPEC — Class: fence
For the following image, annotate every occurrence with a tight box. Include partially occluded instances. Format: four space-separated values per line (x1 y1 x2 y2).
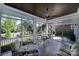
0 38 19 46
0 35 34 46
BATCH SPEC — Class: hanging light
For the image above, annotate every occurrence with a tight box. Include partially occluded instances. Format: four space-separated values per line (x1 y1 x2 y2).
44 7 49 19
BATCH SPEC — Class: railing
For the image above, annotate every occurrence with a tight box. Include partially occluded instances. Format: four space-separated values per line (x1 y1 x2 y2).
0 35 34 46
0 38 19 46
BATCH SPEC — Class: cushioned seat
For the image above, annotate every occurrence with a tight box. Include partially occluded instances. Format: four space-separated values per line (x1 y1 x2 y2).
1 51 12 56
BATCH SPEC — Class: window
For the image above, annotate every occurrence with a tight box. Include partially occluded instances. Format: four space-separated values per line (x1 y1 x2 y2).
36 21 46 40
0 4 45 54
1 14 21 53
21 19 34 45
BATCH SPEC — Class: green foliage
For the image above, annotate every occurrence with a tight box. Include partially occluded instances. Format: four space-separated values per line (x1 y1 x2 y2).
5 30 11 39
21 26 26 37
3 16 16 39
16 23 21 32
22 21 33 33
37 24 46 34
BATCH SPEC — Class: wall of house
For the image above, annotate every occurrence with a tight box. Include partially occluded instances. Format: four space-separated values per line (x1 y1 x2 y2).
48 8 79 42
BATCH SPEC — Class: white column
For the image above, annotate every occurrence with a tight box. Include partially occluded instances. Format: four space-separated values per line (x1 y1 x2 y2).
0 4 3 55
74 24 79 43
0 11 1 56
33 19 37 43
46 21 49 37
20 17 23 46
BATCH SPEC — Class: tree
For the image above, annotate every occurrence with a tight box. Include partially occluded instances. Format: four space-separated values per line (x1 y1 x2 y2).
22 21 33 34
37 24 46 33
3 16 16 39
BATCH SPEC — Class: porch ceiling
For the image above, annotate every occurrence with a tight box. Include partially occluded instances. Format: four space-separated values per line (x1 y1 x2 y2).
5 3 79 20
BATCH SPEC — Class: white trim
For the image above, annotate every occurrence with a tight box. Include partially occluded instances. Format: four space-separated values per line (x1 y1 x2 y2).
48 8 79 25
48 12 79 25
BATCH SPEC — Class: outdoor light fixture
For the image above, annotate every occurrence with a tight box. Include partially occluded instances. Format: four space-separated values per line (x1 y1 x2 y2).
45 8 49 18
44 6 49 19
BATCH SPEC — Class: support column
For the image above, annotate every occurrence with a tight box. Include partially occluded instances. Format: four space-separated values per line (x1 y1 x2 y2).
20 17 23 46
0 11 1 56
0 4 3 55
45 20 49 37
33 19 37 43
74 24 79 43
